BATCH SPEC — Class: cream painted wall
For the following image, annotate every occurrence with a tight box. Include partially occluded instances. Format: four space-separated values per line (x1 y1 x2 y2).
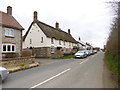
23 23 77 49
23 23 51 48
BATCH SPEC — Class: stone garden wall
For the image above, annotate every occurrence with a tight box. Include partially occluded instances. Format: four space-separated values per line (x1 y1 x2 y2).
0 57 36 68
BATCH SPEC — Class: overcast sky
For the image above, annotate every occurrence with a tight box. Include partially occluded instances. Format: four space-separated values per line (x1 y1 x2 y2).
0 0 115 48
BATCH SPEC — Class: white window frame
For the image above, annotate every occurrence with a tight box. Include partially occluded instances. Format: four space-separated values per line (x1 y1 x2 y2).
5 28 14 37
51 46 55 53
2 44 16 53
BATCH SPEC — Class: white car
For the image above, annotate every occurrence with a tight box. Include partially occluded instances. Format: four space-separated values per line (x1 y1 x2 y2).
84 50 91 56
0 67 9 81
74 51 87 58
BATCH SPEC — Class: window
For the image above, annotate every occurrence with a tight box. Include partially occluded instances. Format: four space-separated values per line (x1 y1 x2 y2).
59 40 61 45
41 37 43 43
64 40 66 45
69 42 71 46
7 45 11 51
3 45 6 51
30 39 32 44
51 38 54 44
12 45 15 51
5 28 14 37
2 44 16 52
51 47 55 53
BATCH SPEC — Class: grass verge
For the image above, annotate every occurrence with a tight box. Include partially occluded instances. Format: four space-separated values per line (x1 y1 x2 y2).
105 52 120 80
61 55 74 59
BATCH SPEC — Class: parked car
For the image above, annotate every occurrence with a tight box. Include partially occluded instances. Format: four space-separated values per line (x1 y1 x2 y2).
0 67 9 81
74 51 87 59
89 50 94 55
84 50 91 56
93 50 97 54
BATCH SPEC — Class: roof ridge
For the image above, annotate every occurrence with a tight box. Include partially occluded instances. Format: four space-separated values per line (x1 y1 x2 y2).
36 20 68 34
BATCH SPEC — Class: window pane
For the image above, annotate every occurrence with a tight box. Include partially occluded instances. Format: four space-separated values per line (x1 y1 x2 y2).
12 45 15 51
51 47 55 53
5 28 14 36
30 39 32 44
9 29 10 35
3 45 6 51
5 29 9 35
51 38 54 44
7 45 11 51
59 40 61 45
41 37 43 43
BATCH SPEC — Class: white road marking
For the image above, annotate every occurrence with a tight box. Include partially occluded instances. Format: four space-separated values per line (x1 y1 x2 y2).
30 68 71 88
79 59 89 64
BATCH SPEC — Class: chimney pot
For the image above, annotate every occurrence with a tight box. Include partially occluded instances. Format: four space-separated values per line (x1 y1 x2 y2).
55 22 59 29
68 29 70 34
7 6 12 16
33 11 38 21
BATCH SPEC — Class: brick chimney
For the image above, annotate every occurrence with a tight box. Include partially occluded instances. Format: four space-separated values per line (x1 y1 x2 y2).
7 6 12 16
33 11 38 21
68 29 70 34
55 22 59 29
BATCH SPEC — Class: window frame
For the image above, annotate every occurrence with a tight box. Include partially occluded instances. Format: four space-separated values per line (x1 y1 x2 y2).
2 44 16 53
41 37 43 43
59 39 62 45
51 46 55 53
30 39 32 44
5 28 14 37
51 38 54 44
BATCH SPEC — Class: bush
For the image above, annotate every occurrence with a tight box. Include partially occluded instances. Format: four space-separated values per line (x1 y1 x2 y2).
21 50 31 57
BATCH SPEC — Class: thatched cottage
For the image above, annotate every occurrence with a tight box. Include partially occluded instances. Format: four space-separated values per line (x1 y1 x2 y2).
23 11 78 58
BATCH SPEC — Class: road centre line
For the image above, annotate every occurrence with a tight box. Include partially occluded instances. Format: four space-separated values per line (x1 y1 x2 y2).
30 68 71 88
79 59 89 64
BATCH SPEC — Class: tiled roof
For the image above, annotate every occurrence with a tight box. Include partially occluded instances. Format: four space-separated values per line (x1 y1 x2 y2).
0 11 24 30
23 20 77 43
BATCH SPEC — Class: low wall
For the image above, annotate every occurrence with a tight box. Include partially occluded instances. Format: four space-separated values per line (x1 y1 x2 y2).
0 57 36 67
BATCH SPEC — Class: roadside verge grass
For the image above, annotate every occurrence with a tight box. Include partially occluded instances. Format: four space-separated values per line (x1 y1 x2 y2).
61 55 74 59
105 52 120 79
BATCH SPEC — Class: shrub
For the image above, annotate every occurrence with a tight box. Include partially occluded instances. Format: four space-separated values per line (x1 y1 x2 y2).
21 50 31 57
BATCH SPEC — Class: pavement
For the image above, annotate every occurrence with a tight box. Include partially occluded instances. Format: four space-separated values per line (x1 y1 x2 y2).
1 52 116 88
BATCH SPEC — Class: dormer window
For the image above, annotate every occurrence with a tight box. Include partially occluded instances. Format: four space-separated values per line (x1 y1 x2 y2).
5 28 14 37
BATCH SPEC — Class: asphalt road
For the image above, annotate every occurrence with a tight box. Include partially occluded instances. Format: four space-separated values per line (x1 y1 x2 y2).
2 52 107 88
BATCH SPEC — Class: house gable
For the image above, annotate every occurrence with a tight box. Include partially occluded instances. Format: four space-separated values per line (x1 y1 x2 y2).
23 23 50 48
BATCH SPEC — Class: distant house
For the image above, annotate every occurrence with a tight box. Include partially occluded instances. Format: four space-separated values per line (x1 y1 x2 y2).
77 40 87 50
23 11 78 58
86 42 93 50
0 6 24 59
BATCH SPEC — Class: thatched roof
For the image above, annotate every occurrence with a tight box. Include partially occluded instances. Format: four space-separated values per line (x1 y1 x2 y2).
23 20 77 43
